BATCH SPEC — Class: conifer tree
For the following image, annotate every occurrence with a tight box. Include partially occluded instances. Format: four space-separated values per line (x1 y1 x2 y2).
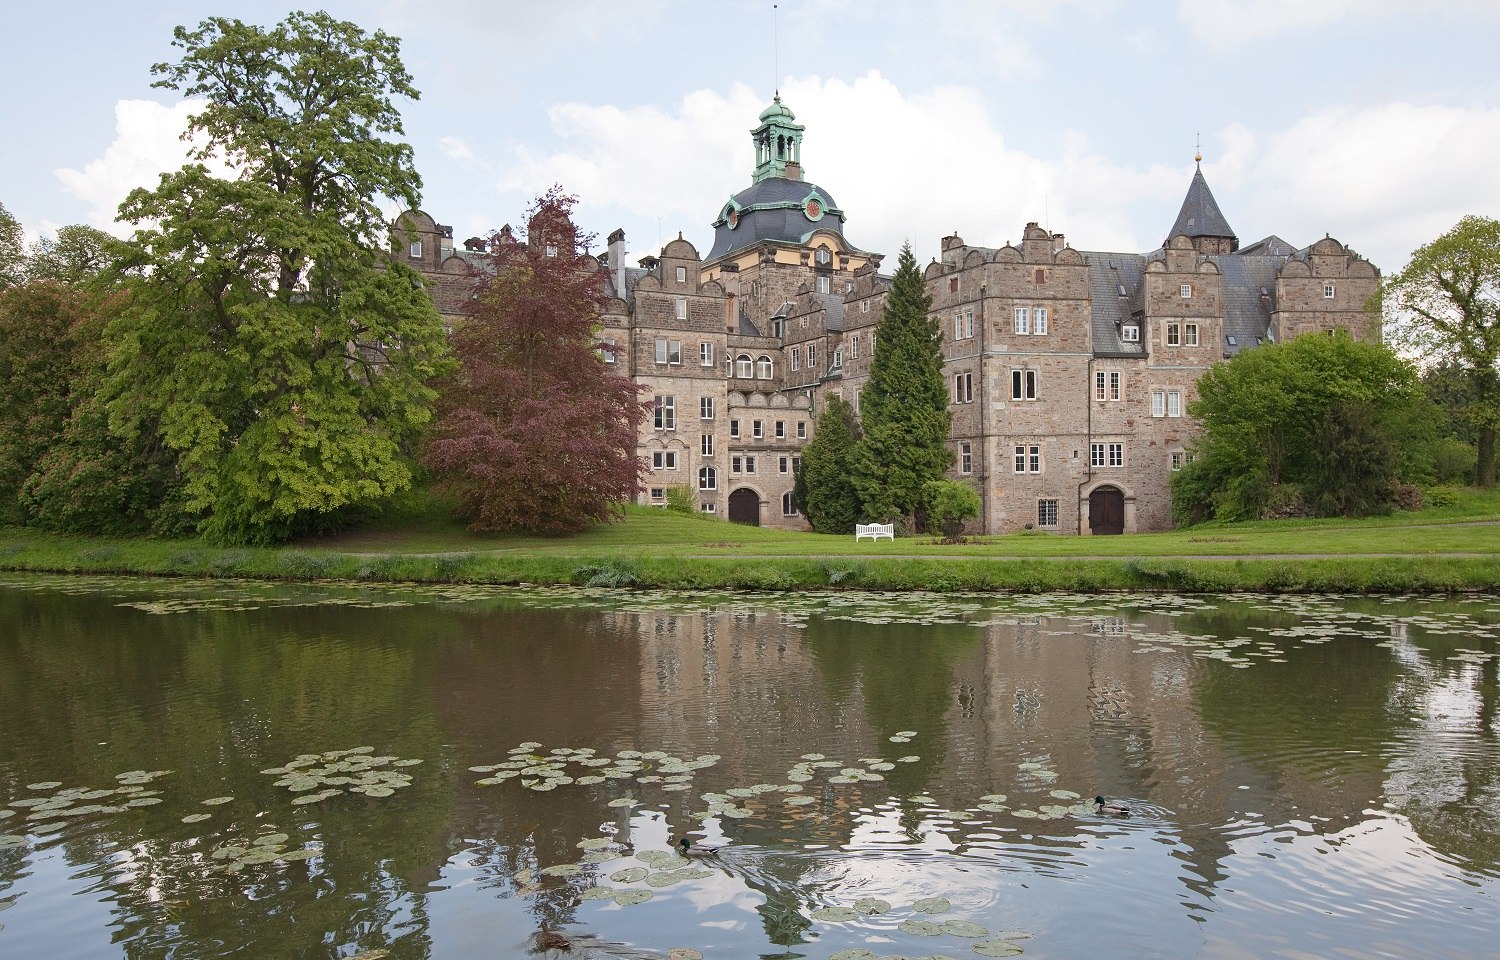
801 393 862 533
854 243 952 526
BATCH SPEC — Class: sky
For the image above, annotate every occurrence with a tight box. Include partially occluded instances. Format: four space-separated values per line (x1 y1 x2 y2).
4 0 1500 274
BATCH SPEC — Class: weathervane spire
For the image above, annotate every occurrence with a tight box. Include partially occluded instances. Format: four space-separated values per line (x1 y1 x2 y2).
1195 131 1202 165
773 3 779 97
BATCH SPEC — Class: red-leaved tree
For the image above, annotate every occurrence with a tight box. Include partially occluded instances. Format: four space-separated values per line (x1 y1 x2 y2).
424 188 646 532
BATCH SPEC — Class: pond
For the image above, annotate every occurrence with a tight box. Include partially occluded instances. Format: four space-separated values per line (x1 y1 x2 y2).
0 575 1497 960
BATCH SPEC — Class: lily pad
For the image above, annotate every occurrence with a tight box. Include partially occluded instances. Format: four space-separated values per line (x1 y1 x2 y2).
899 919 943 936
607 797 638 808
829 952 878 960
540 863 582 877
181 813 213 824
852 897 891 916
613 889 654 906
256 833 290 846
579 886 616 901
610 867 649 883
0 835 27 849
577 837 615 850
124 797 163 807
26 782 62 791
811 906 859 922
912 897 951 914
972 941 1025 957
1049 790 1080 800
784 796 817 806
202 797 234 806
941 920 989 938
579 851 623 864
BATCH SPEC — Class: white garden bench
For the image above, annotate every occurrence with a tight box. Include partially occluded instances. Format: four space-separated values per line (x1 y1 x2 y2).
855 522 894 542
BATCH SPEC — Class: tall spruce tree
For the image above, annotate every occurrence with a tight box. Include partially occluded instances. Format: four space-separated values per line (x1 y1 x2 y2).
801 393 862 533
854 243 952 526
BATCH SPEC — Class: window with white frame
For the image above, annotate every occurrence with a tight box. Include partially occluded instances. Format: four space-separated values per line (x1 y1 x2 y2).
655 338 682 365
796 421 807 440
775 420 786 439
1121 324 1140 342
757 355 773 379
850 334 860 359
1167 322 1181 346
790 349 799 371
676 266 687 283
954 372 974 404
752 420 763 440
731 455 743 473
744 455 756 474
700 501 716 513
1167 390 1182 417
817 275 830 294
409 239 422 259
1180 283 1192 299
1323 282 1336 299
1170 451 1184 470
870 331 877 352
675 297 687 319
782 492 797 516
1184 323 1199 346
1094 370 1121 401
650 487 664 500
700 396 714 419
1011 369 1038 401
778 455 789 474
652 451 678 470
1014 306 1031 335
1096 442 1122 466
701 434 714 456
954 310 974 340
700 342 714 366
807 343 817 368
698 466 716 490
1034 307 1048 335
960 441 972 475
599 336 617 363
832 347 844 370
545 245 557 258
729 419 740 438
1151 390 1166 418
1014 444 1041 474
736 354 753 378
653 396 675 430
1038 498 1059 528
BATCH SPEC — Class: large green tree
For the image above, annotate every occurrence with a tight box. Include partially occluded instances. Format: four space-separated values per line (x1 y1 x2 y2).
853 243 952 526
1173 331 1430 522
28 225 115 285
105 12 450 543
0 201 25 289
800 393 862 533
1381 215 1500 486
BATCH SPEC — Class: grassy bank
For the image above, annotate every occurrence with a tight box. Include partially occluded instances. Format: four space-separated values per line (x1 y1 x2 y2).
2 486 1498 593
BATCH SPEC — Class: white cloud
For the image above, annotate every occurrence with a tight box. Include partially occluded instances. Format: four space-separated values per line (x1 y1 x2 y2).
1242 101 1500 269
54 99 211 236
1177 0 1499 47
438 135 477 163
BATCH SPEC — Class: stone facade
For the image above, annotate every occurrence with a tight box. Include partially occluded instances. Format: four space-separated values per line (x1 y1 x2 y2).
402 98 1379 534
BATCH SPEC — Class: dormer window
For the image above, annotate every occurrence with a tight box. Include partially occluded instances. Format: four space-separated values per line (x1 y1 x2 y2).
816 247 831 266
1121 324 1140 343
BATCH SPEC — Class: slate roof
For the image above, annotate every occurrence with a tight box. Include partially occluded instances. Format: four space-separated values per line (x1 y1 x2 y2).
1083 252 1149 358
1168 165 1236 244
706 176 851 261
1211 253 1280 354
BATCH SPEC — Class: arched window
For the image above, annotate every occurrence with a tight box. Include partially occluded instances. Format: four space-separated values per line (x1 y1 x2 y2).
756 355 773 379
698 466 717 491
736 354 753 378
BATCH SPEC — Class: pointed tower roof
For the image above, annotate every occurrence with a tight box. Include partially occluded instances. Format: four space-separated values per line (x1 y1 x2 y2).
1168 163 1237 250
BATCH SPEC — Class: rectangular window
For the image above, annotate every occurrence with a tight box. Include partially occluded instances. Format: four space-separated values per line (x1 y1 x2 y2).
833 347 844 370
1038 499 1058 528
1185 323 1199 347
1033 307 1048 335
1121 325 1140 342
960 441 972 475
701 434 714 456
797 421 807 440
1324 282 1336 299
1167 323 1181 346
653 395 675 430
753 420 763 440
1167 390 1182 417
650 487 664 500
1011 369 1037 401
1095 371 1107 402
1151 389 1165 418
700 502 716 513
1090 442 1105 467
790 349 800 372
700 397 714 419
1180 283 1192 299
954 372 973 404
700 342 714 366
655 338 682 365
652 451 677 470
850 334 860 359
600 336 616 364
675 298 687 320
779 455 789 474
676 266 687 283
954 313 963 341
1171 452 1184 471
1014 444 1040 474
817 275 830 294
1014 306 1030 335
729 419 740 439
408 239 422 259
1108 442 1123 467
731 455 743 474
807 344 817 368
1109 371 1121 401
776 420 786 439
545 245 557 258
744 455 756 474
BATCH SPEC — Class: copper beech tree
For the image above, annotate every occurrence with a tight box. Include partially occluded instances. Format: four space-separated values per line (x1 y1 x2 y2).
425 189 647 533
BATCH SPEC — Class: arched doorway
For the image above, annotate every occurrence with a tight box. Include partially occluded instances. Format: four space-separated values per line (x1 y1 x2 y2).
1089 486 1125 535
728 488 761 526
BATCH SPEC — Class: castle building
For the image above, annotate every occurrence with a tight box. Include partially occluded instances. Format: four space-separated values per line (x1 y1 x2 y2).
400 97 1379 534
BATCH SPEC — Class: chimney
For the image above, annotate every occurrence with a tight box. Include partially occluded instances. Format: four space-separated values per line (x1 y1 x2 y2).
784 161 803 181
607 228 626 299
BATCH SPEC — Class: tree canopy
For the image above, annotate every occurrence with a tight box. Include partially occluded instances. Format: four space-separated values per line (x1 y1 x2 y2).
1173 331 1431 522
423 188 646 534
853 243 952 526
1381 215 1500 486
800 393 862 534
0 201 25 289
103 12 450 543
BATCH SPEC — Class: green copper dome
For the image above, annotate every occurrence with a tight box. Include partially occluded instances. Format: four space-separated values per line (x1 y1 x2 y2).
759 95 796 123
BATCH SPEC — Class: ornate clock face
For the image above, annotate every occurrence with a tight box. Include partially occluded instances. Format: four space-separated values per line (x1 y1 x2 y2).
727 208 739 228
805 199 822 220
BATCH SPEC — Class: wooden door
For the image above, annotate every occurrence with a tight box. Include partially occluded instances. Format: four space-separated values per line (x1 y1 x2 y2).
1089 486 1124 535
